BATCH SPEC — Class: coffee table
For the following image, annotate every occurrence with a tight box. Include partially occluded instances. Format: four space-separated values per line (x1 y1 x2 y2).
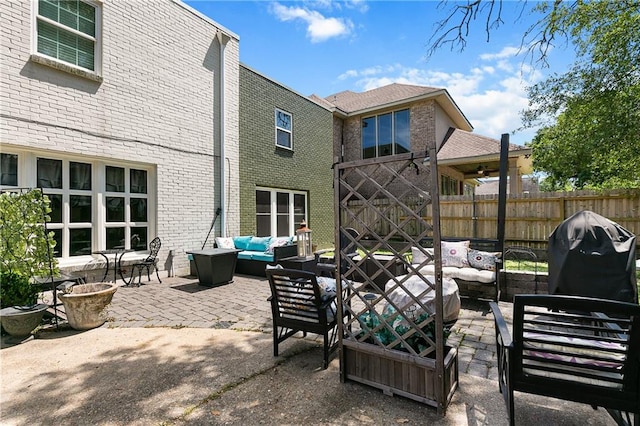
186 248 241 287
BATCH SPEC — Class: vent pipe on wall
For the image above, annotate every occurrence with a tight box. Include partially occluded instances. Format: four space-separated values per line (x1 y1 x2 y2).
216 30 230 237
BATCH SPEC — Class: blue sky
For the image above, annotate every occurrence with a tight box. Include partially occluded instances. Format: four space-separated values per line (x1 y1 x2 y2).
185 1 575 145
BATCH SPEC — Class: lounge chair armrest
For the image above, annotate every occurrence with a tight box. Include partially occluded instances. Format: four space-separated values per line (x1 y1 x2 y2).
489 301 512 348
314 248 334 261
319 295 336 310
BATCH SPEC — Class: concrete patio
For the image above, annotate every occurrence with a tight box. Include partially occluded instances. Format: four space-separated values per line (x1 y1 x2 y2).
0 274 617 425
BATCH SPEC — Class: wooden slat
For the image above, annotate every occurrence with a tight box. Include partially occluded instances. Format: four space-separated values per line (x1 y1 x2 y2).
346 189 640 249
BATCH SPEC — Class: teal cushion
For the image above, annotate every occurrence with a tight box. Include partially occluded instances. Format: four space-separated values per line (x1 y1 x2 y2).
251 252 275 262
233 236 253 250
246 236 272 252
237 251 254 260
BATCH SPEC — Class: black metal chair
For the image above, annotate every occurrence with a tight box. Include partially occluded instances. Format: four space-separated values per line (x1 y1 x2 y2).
128 237 162 286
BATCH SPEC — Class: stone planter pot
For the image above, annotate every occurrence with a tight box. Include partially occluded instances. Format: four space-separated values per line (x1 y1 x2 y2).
0 304 48 337
59 283 118 331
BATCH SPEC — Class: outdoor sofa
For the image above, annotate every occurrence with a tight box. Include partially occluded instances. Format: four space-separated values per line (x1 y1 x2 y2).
410 239 502 301
214 236 297 277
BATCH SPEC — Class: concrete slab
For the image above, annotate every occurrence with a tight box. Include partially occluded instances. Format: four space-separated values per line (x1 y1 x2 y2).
1 327 615 425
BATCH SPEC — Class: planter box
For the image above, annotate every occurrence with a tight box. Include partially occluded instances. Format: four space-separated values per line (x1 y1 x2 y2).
341 340 458 409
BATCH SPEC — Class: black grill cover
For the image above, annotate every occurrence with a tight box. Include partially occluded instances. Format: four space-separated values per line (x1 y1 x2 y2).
548 210 638 303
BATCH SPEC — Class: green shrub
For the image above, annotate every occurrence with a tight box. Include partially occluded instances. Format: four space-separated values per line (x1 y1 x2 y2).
0 189 59 308
0 271 40 309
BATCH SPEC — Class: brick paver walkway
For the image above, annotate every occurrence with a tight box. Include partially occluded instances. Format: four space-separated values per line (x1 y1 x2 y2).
100 274 510 381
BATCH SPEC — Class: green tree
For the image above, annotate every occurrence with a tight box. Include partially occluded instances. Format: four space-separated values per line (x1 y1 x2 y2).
429 1 640 189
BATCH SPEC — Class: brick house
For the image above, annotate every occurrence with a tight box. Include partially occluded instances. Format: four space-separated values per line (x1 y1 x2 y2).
312 83 532 196
238 65 334 248
1 1 531 280
0 0 240 278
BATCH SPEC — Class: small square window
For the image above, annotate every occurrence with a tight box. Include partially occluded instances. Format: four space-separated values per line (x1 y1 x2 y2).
0 153 18 186
275 109 292 149
106 166 125 192
37 158 62 189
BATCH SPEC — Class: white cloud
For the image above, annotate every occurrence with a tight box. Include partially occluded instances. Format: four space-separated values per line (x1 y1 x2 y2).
270 2 353 43
344 0 369 13
336 49 545 144
479 46 521 61
305 0 368 13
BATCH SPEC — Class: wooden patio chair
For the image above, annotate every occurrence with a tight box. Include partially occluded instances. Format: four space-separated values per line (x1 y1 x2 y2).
490 294 640 426
265 268 339 369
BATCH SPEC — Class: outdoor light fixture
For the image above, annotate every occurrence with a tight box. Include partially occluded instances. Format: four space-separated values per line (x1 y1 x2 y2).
296 220 313 258
477 165 485 176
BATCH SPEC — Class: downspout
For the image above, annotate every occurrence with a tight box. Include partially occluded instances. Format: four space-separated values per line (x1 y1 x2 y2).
217 30 230 237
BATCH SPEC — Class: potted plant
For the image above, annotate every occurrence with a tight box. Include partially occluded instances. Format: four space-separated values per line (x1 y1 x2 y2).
0 188 59 338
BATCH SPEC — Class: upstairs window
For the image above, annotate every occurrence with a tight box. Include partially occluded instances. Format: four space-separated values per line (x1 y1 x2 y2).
362 109 411 159
275 109 293 149
35 0 101 73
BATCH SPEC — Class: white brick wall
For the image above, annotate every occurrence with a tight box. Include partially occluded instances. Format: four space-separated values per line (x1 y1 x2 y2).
0 0 240 275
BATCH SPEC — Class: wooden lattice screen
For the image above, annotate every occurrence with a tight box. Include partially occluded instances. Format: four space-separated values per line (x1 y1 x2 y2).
334 148 458 414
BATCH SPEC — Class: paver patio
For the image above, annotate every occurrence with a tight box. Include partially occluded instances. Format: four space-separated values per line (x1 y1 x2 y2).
101 274 505 381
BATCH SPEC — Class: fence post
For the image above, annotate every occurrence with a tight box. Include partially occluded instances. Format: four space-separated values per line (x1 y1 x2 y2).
497 134 509 254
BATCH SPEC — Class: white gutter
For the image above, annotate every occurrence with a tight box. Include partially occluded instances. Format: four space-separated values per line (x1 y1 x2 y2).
217 30 230 237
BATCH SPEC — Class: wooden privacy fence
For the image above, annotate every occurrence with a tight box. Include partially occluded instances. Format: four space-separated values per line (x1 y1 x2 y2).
345 189 640 254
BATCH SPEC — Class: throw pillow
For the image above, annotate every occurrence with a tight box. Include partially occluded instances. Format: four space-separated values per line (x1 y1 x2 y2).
265 263 284 270
266 236 291 254
468 249 498 271
411 246 434 265
441 241 470 268
232 235 253 250
215 237 235 249
316 277 337 301
246 236 272 252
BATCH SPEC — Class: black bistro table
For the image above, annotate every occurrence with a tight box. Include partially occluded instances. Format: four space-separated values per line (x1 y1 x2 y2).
186 248 241 287
93 248 134 283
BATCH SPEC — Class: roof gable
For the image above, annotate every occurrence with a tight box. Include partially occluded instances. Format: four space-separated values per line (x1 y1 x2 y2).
318 83 472 131
324 83 442 113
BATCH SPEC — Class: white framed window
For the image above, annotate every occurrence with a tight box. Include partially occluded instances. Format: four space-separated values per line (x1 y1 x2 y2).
275 109 293 149
104 166 150 253
33 0 102 74
362 108 410 159
0 150 155 259
1 153 19 187
256 188 306 237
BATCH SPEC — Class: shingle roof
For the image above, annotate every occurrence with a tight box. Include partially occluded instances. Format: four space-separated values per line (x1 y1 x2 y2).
308 94 335 110
323 83 443 113
439 129 523 160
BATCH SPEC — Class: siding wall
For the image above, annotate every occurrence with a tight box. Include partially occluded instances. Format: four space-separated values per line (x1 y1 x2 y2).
239 65 334 248
0 0 240 275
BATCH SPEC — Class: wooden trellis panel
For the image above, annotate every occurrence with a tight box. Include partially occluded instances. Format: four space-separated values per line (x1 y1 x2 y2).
335 150 458 414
